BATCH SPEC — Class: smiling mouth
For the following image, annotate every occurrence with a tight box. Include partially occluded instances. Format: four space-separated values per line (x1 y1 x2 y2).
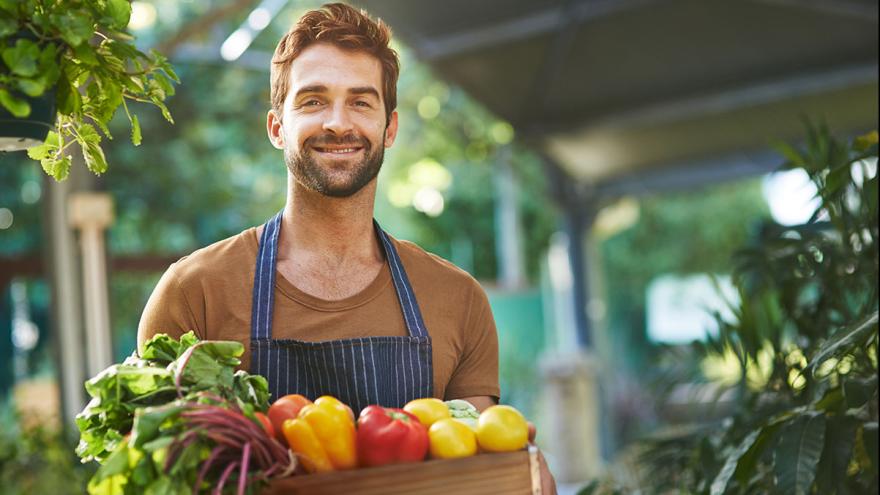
312 146 364 155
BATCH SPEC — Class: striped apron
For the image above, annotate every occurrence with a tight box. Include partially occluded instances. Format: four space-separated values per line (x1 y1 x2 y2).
250 211 434 415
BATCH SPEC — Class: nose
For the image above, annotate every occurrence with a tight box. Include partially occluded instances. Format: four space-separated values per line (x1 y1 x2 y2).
322 102 354 136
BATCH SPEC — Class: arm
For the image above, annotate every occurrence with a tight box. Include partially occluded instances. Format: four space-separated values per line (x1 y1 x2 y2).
443 285 500 401
137 264 204 353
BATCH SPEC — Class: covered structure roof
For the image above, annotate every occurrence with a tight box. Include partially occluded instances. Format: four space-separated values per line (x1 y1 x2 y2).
355 0 878 194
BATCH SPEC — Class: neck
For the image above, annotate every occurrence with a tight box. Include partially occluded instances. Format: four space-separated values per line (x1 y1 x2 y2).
279 173 383 264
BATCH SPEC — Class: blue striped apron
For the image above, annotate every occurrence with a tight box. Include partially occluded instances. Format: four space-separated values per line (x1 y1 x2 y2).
250 211 434 415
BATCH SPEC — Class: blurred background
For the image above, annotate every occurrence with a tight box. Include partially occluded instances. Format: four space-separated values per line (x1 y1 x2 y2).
1 0 877 493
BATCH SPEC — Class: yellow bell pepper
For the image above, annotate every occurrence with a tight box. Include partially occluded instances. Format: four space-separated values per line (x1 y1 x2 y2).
281 396 358 473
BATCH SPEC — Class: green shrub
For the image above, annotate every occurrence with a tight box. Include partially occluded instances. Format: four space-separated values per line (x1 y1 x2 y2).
637 124 878 494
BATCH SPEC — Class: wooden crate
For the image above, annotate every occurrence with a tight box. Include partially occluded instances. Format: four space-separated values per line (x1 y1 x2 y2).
262 446 542 495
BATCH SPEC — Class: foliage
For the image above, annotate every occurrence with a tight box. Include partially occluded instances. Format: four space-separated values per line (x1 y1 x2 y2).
596 178 771 447
636 124 879 494
0 0 178 180
0 404 95 495
77 332 284 495
76 332 270 464
86 394 292 495
599 180 770 374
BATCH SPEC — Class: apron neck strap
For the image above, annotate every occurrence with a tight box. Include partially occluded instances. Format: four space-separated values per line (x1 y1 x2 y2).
373 220 429 338
251 210 283 340
251 211 429 340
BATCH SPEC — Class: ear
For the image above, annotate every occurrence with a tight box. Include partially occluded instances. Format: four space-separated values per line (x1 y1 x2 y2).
383 110 398 148
267 109 284 149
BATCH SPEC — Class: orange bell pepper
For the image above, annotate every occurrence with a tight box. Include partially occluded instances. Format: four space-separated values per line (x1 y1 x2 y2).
281 396 357 473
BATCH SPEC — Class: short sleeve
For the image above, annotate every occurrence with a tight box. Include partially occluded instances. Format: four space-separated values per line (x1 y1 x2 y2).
137 263 205 353
443 286 500 401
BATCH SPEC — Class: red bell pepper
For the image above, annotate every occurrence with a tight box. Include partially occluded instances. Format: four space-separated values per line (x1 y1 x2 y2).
356 405 429 467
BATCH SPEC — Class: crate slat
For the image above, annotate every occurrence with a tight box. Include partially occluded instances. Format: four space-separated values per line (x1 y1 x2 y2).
263 448 539 495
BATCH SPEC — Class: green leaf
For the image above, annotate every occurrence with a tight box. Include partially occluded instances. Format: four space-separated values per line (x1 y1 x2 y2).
152 74 175 98
35 43 61 88
710 429 761 495
122 74 145 93
864 423 879 471
808 312 879 373
87 473 127 495
75 123 108 174
0 15 16 37
73 42 100 66
824 161 851 196
92 441 131 482
776 142 805 170
171 341 244 391
16 77 45 97
57 75 82 115
143 477 174 495
0 0 17 14
842 375 878 409
162 63 180 84
814 418 857 493
103 0 132 30
2 39 40 77
131 114 141 145
815 387 844 413
152 98 173 124
81 134 108 174
0 88 31 117
27 131 60 160
773 413 826 495
734 422 781 486
130 403 184 448
51 10 95 47
233 370 270 410
139 331 198 363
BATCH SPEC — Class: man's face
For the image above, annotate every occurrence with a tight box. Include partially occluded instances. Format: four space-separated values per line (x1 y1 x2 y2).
267 43 398 198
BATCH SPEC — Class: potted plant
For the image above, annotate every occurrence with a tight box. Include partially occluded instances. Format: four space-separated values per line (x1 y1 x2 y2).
0 0 178 180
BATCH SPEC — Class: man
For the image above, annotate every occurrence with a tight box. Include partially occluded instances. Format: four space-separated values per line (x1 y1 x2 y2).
139 3 555 491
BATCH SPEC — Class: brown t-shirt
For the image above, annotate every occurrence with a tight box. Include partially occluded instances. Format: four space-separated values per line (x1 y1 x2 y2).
137 227 500 401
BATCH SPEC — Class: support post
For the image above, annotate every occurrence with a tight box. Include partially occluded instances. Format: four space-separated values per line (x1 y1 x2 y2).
494 146 526 289
68 192 115 378
537 156 605 483
43 170 86 425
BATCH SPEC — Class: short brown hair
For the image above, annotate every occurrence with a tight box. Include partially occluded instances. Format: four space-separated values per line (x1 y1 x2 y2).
270 3 400 122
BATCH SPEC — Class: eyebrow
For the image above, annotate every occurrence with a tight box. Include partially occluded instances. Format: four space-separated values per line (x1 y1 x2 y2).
294 85 380 100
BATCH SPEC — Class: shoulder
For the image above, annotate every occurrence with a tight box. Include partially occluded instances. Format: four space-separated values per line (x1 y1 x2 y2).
390 236 485 296
168 227 258 288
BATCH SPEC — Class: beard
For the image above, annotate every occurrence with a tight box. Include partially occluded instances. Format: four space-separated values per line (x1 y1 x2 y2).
284 132 385 198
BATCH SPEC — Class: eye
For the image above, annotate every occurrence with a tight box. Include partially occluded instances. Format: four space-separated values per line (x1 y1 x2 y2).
303 99 322 106
354 100 372 108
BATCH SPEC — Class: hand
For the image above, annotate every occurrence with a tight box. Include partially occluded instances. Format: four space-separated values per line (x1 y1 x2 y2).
528 422 557 495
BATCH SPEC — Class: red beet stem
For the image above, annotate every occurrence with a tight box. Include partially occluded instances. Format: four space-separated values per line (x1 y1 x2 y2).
194 445 226 494
173 342 204 397
214 461 239 495
238 442 251 495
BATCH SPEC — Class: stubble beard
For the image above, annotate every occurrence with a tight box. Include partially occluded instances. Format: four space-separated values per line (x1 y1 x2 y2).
284 133 385 198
